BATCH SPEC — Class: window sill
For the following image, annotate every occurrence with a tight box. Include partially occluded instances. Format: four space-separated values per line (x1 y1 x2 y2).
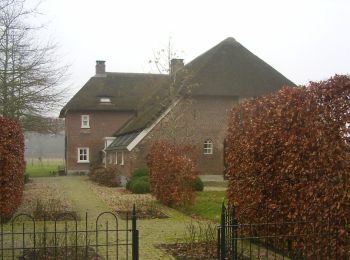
77 161 90 163
81 126 90 129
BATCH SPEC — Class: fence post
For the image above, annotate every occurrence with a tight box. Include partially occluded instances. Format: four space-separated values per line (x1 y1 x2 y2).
220 202 226 260
132 204 139 260
232 208 238 260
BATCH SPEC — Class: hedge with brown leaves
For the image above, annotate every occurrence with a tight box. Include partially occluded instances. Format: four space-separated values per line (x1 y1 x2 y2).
0 117 25 220
89 165 120 187
226 75 350 257
147 141 197 207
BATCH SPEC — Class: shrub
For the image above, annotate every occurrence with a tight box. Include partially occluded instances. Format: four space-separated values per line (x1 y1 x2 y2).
194 177 204 191
226 75 350 257
32 199 69 220
89 165 120 187
147 141 197 207
131 168 149 179
0 117 25 220
126 168 150 194
129 179 150 194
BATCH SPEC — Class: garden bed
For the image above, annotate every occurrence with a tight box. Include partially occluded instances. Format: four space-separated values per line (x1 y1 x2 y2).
15 178 77 220
86 179 169 219
158 242 217 260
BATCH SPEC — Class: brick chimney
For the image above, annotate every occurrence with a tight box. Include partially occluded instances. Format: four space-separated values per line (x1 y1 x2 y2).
170 58 184 78
95 60 106 76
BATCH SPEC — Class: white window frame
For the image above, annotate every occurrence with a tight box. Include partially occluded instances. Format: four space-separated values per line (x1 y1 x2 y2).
121 151 124 165
81 115 90 128
203 139 213 155
77 147 89 163
115 151 118 164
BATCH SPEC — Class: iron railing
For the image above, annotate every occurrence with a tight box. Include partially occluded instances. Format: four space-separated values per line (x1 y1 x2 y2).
217 203 349 259
0 205 139 260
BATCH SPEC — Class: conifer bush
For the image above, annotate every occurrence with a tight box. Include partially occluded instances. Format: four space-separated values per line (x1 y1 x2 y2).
194 177 204 192
226 75 350 257
0 117 25 220
126 168 150 194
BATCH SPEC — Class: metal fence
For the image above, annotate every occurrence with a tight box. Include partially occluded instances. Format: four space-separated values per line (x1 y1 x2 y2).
217 203 349 260
0 206 139 260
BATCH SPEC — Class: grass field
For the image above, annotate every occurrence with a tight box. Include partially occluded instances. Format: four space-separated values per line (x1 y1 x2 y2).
180 190 227 222
26 163 64 177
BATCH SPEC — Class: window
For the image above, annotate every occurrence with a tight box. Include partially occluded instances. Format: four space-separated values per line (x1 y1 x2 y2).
121 151 124 165
108 154 113 164
100 97 111 103
203 139 213 154
77 148 89 163
81 115 90 128
115 152 118 164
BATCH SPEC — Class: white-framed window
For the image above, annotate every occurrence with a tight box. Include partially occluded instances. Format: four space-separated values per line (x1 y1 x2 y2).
203 139 213 155
108 154 113 164
77 147 89 163
115 151 118 164
81 115 90 128
100 97 111 103
121 151 124 165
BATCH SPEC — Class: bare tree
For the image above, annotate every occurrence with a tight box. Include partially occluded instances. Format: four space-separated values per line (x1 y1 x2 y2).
149 40 197 144
0 0 68 130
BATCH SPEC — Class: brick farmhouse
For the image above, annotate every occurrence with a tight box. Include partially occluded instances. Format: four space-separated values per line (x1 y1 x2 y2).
59 38 295 177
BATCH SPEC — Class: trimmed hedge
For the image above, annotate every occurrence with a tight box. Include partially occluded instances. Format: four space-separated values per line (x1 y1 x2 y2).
89 165 120 187
226 75 350 257
0 117 25 220
147 141 197 207
129 179 150 194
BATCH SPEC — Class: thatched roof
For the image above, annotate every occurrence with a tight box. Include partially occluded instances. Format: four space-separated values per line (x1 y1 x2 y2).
112 37 295 138
176 37 295 97
59 72 169 117
60 37 296 150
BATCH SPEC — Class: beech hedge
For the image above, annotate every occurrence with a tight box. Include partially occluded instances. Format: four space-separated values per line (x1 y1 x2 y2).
226 75 350 257
0 117 25 220
147 141 197 207
89 165 120 187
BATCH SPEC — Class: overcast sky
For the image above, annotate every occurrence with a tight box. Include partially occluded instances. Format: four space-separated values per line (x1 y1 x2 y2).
37 0 349 104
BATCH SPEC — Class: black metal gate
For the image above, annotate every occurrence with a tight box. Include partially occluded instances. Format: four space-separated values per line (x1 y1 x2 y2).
1 206 139 259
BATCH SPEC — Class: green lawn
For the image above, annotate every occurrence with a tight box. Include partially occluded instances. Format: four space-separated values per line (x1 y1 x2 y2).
25 164 63 177
180 190 227 222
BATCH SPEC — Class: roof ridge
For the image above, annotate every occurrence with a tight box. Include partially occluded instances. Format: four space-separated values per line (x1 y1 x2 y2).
105 72 169 77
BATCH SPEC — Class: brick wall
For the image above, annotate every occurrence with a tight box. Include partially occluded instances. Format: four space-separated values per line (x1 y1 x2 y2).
106 96 239 176
65 110 134 174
